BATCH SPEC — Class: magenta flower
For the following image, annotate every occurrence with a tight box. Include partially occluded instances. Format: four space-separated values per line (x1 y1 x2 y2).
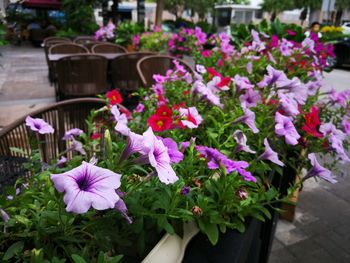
63 128 84 140
233 107 259 134
239 88 261 108
275 112 300 145
304 153 337 183
234 74 254 92
143 128 178 184
258 138 284 166
50 162 122 214
179 107 203 129
158 137 184 164
257 65 287 88
0 208 9 222
233 130 256 154
195 27 207 45
25 116 54 134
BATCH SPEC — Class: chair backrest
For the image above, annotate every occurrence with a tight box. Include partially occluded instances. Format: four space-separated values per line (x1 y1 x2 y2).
0 98 105 163
0 98 128 192
137 55 194 88
44 37 71 46
110 52 156 91
44 39 73 70
74 36 96 45
56 54 108 98
92 43 128 54
49 43 89 55
84 41 105 52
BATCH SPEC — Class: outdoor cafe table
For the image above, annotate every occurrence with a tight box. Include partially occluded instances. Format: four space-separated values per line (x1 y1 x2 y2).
48 53 122 62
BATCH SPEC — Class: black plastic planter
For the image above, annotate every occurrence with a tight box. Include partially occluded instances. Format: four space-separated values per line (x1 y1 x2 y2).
183 219 261 263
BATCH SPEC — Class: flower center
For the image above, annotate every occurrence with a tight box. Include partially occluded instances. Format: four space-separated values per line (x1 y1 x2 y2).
34 123 41 130
157 120 164 127
77 176 90 191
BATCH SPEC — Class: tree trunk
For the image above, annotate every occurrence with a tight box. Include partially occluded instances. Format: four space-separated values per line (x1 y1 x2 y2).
155 0 164 28
270 11 276 22
335 9 343 26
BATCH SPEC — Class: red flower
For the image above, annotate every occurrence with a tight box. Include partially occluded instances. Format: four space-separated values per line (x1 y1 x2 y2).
173 102 186 110
301 106 323 138
155 105 172 117
91 133 102 140
106 90 123 105
207 67 222 78
217 77 231 88
147 115 172 132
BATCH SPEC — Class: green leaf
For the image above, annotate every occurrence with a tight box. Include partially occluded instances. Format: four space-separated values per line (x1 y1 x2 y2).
157 216 175 235
3 241 24 261
198 220 219 245
71 254 87 263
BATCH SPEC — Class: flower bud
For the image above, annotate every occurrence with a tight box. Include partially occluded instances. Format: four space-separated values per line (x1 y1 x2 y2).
236 187 249 200
191 206 203 217
180 186 190 196
0 208 9 222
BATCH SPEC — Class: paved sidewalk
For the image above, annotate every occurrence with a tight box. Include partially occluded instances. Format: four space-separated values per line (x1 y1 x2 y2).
0 45 350 262
0 44 55 128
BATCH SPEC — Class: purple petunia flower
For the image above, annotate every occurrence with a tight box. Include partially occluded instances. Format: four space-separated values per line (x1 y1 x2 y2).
71 139 86 155
196 65 207 74
304 153 337 183
239 88 261 108
135 103 145 113
279 38 293 56
143 128 178 184
0 208 9 222
192 80 223 108
246 62 253 74
277 77 308 105
115 198 133 224
342 119 350 134
275 112 300 145
257 65 287 88
25 116 54 134
158 137 184 164
320 123 350 163
233 130 256 154
258 138 284 166
233 107 259 134
180 186 191 196
278 93 300 117
234 74 254 92
50 161 122 214
57 156 67 168
195 145 256 182
63 128 84 140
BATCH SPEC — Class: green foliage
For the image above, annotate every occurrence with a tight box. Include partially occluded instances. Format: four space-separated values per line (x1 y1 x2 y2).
61 0 98 35
115 21 144 46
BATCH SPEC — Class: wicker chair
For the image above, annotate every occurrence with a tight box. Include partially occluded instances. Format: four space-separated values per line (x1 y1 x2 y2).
74 36 96 45
44 39 74 82
56 54 108 100
92 43 128 54
49 43 89 54
0 98 105 192
110 52 156 92
84 41 105 52
44 37 71 45
137 54 195 88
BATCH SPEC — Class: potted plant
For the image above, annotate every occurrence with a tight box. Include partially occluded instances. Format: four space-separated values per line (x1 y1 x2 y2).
0 28 348 263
